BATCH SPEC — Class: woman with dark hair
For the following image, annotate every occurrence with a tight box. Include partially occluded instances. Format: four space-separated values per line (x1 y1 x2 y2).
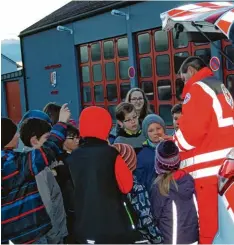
125 88 151 125
43 102 62 125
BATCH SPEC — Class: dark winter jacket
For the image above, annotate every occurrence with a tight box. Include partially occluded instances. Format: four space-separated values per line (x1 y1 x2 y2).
150 170 199 244
1 122 67 244
135 142 157 193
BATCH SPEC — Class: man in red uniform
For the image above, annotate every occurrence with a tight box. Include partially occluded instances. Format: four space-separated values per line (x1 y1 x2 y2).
174 56 234 244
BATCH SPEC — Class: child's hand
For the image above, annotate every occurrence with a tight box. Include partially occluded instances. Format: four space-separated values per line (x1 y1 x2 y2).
59 103 71 123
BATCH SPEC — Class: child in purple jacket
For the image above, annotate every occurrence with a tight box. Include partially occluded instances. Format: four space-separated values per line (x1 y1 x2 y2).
150 140 199 244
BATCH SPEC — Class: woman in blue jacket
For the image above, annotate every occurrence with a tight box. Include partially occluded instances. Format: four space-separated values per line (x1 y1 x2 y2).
135 114 167 193
151 140 199 244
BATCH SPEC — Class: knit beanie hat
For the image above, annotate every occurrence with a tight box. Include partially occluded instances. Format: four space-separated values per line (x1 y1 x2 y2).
155 140 180 174
142 114 166 138
113 143 137 171
1 117 17 149
19 110 52 126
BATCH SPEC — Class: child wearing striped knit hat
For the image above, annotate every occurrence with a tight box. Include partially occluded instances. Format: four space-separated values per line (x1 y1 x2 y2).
113 143 163 244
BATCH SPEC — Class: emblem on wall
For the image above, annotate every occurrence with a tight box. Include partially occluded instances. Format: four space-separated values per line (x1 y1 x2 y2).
50 71 57 87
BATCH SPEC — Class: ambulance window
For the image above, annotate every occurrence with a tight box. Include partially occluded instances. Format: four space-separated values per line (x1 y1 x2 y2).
92 64 102 82
225 45 234 70
120 83 131 101
140 57 152 77
141 81 154 100
227 75 234 97
83 86 91 103
159 104 173 126
108 105 117 123
156 55 170 76
91 43 101 62
138 33 151 54
81 66 90 83
107 84 118 102
105 62 116 81
195 49 211 65
155 31 168 52
176 78 184 101
94 85 104 102
118 37 128 57
157 80 172 101
173 29 188 49
104 41 114 60
174 52 189 74
80 45 88 63
119 60 129 80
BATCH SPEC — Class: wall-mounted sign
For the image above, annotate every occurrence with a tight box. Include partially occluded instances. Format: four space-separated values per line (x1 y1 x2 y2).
50 71 57 87
45 64 62 70
128 66 135 78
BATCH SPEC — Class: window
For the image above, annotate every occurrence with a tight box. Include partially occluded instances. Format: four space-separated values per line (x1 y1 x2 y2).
159 104 173 126
155 31 168 52
120 83 131 100
92 64 102 82
108 105 117 122
118 37 128 57
105 62 116 81
225 46 234 70
91 43 101 61
104 41 114 59
94 85 104 102
174 52 189 74
173 29 189 49
227 75 234 96
80 46 88 63
141 81 154 100
157 80 172 101
150 104 155 113
119 60 129 80
194 42 209 46
140 57 152 77
156 55 170 76
138 33 150 54
83 86 91 103
107 84 118 102
195 49 211 65
81 66 90 83
176 78 184 101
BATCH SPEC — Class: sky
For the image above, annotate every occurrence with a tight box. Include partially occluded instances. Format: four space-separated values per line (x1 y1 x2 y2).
0 0 71 40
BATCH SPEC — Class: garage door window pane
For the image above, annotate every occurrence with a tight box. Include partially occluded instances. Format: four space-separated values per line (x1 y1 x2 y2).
120 83 131 100
104 41 114 60
108 105 117 122
195 49 211 65
91 43 101 61
81 66 90 83
155 31 168 52
119 60 129 80
176 78 184 101
118 38 128 57
142 81 154 100
173 29 188 49
227 75 234 97
156 55 170 76
140 57 152 77
92 64 102 82
225 46 234 70
107 84 118 102
105 62 116 81
174 52 189 74
83 86 91 103
80 46 88 63
157 80 172 100
94 85 104 102
138 33 150 54
159 104 173 126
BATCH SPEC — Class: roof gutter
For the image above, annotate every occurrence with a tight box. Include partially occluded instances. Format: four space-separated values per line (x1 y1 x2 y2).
19 1 140 38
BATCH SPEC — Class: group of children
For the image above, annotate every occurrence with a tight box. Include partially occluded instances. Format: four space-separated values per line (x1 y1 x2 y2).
1 88 199 244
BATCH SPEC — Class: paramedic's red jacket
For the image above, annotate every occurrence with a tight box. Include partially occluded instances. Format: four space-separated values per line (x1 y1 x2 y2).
174 67 234 244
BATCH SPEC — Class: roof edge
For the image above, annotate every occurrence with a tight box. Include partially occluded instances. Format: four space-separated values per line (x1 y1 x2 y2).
19 1 140 38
